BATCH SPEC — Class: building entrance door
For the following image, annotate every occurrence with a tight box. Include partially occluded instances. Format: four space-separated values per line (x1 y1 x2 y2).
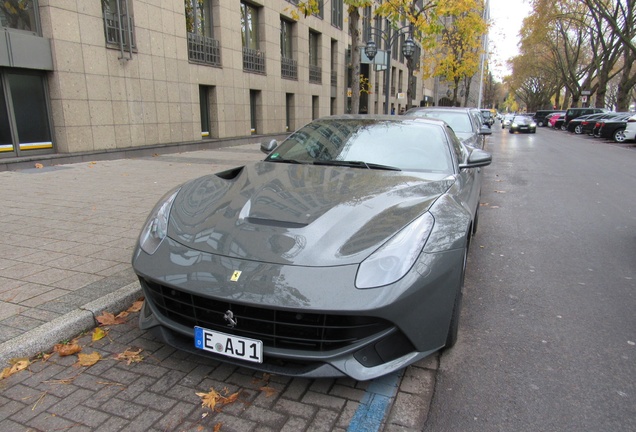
0 69 53 158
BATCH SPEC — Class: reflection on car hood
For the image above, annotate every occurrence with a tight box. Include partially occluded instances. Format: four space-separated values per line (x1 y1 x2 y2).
168 162 454 266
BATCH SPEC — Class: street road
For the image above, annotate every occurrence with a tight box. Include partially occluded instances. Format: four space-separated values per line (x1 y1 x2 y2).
425 124 636 431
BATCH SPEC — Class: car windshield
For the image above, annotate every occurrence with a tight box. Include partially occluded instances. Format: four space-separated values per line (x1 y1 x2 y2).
405 110 474 133
266 119 454 173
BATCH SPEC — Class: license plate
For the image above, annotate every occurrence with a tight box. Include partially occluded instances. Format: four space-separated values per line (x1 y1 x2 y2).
194 326 263 363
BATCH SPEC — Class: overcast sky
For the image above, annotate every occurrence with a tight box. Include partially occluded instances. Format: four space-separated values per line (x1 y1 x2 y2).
487 0 533 80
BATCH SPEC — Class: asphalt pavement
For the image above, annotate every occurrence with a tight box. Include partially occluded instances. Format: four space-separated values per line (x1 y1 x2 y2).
0 141 437 431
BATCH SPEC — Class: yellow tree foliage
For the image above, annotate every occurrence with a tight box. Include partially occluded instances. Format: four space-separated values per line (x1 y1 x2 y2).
425 0 488 105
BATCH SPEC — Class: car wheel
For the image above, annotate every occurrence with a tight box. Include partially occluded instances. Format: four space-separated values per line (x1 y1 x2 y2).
445 244 467 349
560 124 567 131
538 121 544 127
509 130 514 134
575 125 583 134
614 128 626 142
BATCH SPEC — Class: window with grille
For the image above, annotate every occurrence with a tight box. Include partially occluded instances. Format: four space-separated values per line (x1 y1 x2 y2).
102 0 135 56
309 30 321 84
186 0 220 66
280 18 297 80
241 2 264 74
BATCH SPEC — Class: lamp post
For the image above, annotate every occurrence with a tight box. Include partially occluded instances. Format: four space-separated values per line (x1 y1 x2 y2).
364 25 416 115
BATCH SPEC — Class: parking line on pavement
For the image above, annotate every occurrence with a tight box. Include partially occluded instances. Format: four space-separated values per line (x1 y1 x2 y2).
347 370 402 431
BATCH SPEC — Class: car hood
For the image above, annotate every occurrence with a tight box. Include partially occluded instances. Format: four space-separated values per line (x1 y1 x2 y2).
167 162 454 266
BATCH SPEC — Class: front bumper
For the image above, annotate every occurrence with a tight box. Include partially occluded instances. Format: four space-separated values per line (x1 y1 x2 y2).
132 238 464 380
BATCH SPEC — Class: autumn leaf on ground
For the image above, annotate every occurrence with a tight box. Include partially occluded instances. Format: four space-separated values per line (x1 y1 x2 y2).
260 386 278 397
127 299 144 313
54 343 82 357
213 423 222 432
92 327 108 342
0 358 30 379
76 352 101 367
96 311 126 326
115 348 143 365
196 388 221 410
34 163 44 169
196 388 241 411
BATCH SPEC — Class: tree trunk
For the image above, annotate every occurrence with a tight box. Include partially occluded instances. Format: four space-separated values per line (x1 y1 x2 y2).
348 7 361 114
616 50 636 111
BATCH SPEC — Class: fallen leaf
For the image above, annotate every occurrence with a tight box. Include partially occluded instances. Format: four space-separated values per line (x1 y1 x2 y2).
54 343 82 357
0 358 30 379
115 348 143 365
197 388 220 410
260 386 278 397
127 299 144 313
92 327 108 342
116 311 129 320
76 352 101 367
34 163 44 169
196 388 241 411
213 424 222 432
494 190 507 194
96 312 126 326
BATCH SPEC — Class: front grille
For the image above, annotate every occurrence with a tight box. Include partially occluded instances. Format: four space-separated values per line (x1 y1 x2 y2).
141 278 391 351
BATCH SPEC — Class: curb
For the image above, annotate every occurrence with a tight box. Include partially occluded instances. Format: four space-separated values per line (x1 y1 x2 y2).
0 282 141 365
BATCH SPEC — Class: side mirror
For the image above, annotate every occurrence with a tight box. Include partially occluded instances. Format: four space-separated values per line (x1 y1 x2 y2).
261 139 278 154
479 125 492 135
459 149 492 169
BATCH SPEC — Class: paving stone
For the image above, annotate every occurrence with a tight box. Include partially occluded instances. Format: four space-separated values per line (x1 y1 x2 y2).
301 390 347 410
336 400 361 429
242 404 288 428
63 404 112 428
280 416 309 432
273 397 318 419
281 378 312 401
306 407 339 432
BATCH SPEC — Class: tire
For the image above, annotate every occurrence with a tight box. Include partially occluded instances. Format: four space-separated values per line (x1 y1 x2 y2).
614 128 626 142
560 124 567 131
538 121 544 127
445 244 467 349
509 130 514 134
575 125 583 134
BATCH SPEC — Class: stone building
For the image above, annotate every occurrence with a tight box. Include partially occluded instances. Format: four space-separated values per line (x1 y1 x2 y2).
0 0 444 166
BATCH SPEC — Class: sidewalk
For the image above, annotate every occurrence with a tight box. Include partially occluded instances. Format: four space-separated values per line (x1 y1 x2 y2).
0 142 266 365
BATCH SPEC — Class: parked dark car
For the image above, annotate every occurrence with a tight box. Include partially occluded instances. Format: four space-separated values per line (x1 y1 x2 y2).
509 115 537 134
595 113 633 142
480 109 495 126
534 110 562 127
564 107 608 128
404 106 492 149
132 115 492 380
566 114 598 133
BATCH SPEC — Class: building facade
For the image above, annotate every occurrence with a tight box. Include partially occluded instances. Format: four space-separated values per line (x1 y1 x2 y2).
0 0 439 163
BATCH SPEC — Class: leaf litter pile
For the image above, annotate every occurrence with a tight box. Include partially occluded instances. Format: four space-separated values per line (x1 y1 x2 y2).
1 297 282 430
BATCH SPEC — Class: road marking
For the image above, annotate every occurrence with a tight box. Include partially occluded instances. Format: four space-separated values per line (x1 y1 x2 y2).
347 370 402 432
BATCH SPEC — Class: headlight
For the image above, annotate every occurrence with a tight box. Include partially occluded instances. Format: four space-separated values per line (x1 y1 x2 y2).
511 122 518 127
530 122 537 127
356 212 435 289
138 188 180 255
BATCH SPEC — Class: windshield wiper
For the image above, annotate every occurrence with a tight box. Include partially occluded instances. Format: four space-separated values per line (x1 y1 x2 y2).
313 160 401 171
266 157 308 165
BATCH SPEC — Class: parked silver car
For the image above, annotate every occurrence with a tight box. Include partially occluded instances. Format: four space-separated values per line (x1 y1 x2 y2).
132 115 491 380
404 106 492 149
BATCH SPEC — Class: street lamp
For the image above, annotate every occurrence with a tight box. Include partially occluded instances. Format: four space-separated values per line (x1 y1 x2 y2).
364 25 416 114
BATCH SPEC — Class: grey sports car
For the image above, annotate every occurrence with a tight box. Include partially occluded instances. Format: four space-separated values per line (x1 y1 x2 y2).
132 115 491 380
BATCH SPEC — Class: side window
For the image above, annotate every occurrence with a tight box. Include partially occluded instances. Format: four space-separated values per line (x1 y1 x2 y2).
446 126 466 165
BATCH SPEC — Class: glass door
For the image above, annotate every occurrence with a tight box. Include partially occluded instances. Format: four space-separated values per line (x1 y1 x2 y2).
0 69 53 158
